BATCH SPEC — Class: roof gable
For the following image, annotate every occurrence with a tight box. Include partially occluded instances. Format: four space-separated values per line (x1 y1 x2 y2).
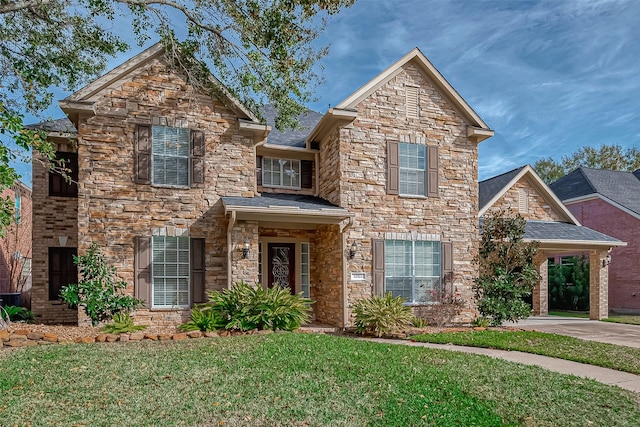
60 43 257 123
479 165 579 224
335 48 491 131
551 167 640 217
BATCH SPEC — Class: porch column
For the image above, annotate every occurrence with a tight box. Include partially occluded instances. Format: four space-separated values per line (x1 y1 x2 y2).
532 251 548 316
589 250 609 320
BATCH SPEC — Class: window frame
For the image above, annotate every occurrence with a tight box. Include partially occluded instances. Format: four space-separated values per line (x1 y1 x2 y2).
261 157 301 189
398 143 427 197
384 240 441 304
151 125 191 188
14 192 21 224
151 235 191 309
48 247 78 301
49 152 79 197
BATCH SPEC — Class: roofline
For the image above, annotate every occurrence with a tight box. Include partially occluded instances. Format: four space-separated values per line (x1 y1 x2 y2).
223 203 354 225
479 165 580 224
335 47 491 130
525 238 627 248
563 193 640 221
307 108 358 145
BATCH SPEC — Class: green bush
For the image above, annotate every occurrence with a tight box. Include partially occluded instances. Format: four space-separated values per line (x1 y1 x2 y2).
411 316 429 328
0 305 34 322
352 292 413 337
179 306 224 332
60 242 144 326
206 281 313 331
101 312 147 334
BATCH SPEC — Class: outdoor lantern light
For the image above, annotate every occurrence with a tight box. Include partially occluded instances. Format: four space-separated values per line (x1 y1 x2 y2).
602 254 612 268
349 241 358 260
242 238 250 259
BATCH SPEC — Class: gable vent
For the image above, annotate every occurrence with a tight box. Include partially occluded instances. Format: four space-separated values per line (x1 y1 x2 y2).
406 86 419 119
518 188 529 214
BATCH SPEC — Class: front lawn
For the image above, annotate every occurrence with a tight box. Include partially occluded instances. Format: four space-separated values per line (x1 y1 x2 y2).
2 334 639 426
604 315 640 326
413 330 640 374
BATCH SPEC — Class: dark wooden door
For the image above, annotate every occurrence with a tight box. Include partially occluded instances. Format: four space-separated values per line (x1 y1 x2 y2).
267 243 296 294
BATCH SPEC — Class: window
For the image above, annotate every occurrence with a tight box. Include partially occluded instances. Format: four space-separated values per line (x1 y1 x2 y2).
49 152 78 197
152 236 190 308
14 192 21 224
384 240 441 303
152 126 190 187
399 143 426 196
48 247 77 300
262 158 300 189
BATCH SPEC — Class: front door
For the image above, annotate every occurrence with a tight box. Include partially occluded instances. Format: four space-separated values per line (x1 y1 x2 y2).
267 243 296 294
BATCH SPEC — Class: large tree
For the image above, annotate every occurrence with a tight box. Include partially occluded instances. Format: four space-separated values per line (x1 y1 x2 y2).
0 0 353 231
534 144 640 184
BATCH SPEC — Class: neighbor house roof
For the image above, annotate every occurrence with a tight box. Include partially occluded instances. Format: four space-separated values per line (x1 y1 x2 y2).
550 168 640 218
524 221 623 247
478 165 577 224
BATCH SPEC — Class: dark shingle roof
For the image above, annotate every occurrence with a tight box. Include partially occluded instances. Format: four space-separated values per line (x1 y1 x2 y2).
524 220 622 243
478 166 525 210
222 193 344 211
261 104 323 148
550 168 640 216
25 117 77 133
633 169 640 180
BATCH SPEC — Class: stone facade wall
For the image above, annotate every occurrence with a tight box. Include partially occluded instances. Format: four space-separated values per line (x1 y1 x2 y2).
31 142 80 324
567 199 640 312
71 60 258 324
230 220 259 285
329 63 480 324
313 224 343 326
490 177 563 221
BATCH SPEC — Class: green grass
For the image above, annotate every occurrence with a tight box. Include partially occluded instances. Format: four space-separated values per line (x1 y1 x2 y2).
1 334 639 426
548 310 590 318
604 315 640 326
413 330 640 375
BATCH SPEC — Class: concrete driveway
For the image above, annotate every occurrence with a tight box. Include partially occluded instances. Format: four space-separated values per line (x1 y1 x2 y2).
506 316 640 348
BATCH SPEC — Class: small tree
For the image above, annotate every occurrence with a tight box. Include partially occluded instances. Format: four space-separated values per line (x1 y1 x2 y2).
475 210 540 326
60 243 143 326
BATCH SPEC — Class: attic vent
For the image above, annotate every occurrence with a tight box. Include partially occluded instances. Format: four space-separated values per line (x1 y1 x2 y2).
406 86 419 119
518 188 529 214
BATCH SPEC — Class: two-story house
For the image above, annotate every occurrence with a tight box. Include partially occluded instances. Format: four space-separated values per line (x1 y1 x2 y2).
31 44 494 326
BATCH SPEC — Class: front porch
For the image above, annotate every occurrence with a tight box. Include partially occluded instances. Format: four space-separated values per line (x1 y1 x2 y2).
222 193 354 327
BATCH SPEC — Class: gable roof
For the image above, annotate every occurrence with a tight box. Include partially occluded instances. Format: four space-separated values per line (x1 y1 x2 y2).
550 167 640 218
336 47 493 134
59 43 258 124
261 104 323 148
478 164 578 224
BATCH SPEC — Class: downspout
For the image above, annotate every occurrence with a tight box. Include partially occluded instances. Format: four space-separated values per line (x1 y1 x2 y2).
340 216 354 328
314 151 320 197
227 210 236 288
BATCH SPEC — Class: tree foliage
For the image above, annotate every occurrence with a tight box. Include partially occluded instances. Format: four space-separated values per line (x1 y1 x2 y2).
0 0 353 231
474 210 540 326
534 144 640 183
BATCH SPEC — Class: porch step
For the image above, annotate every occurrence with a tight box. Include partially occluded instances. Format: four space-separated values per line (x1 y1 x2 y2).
298 323 341 333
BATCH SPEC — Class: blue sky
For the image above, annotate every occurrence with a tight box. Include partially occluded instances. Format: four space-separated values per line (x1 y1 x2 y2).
10 0 640 184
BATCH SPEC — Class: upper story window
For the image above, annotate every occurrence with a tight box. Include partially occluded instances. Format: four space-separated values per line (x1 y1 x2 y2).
399 143 426 196
152 126 190 187
14 192 21 223
262 158 301 189
49 152 78 197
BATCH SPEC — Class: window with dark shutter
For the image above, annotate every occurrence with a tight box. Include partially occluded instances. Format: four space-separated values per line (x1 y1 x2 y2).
256 155 263 186
135 125 151 184
442 242 453 274
49 152 78 197
191 130 205 185
301 160 313 189
372 239 385 296
134 236 151 308
388 142 439 197
48 247 78 300
191 238 206 305
386 142 399 195
427 146 439 197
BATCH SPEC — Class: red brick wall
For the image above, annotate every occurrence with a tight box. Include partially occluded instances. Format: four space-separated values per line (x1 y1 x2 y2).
0 183 32 299
566 198 640 312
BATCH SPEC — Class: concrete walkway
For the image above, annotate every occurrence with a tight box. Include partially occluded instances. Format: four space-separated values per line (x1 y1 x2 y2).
355 317 640 393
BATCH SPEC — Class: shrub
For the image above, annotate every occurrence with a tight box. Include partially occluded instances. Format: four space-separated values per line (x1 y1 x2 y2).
60 242 144 326
411 316 429 328
0 305 34 322
206 281 313 332
179 306 224 332
101 312 147 334
352 293 413 337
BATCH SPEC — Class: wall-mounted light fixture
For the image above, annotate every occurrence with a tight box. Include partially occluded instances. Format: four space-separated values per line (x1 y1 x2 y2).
602 254 612 268
349 241 358 260
242 238 250 259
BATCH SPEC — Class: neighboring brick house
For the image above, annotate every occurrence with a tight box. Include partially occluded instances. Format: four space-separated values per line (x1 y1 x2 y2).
0 181 32 306
479 165 625 319
550 168 640 314
31 44 494 326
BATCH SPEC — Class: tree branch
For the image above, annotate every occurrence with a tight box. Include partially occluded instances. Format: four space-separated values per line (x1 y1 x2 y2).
0 0 52 14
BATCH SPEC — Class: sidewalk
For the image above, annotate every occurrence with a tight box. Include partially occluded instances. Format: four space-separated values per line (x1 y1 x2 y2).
361 337 640 393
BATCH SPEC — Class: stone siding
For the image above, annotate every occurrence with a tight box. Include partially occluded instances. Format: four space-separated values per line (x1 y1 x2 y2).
490 177 563 221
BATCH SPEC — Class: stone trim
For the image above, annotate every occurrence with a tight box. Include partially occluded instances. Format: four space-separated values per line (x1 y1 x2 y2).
384 232 441 241
151 227 190 237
